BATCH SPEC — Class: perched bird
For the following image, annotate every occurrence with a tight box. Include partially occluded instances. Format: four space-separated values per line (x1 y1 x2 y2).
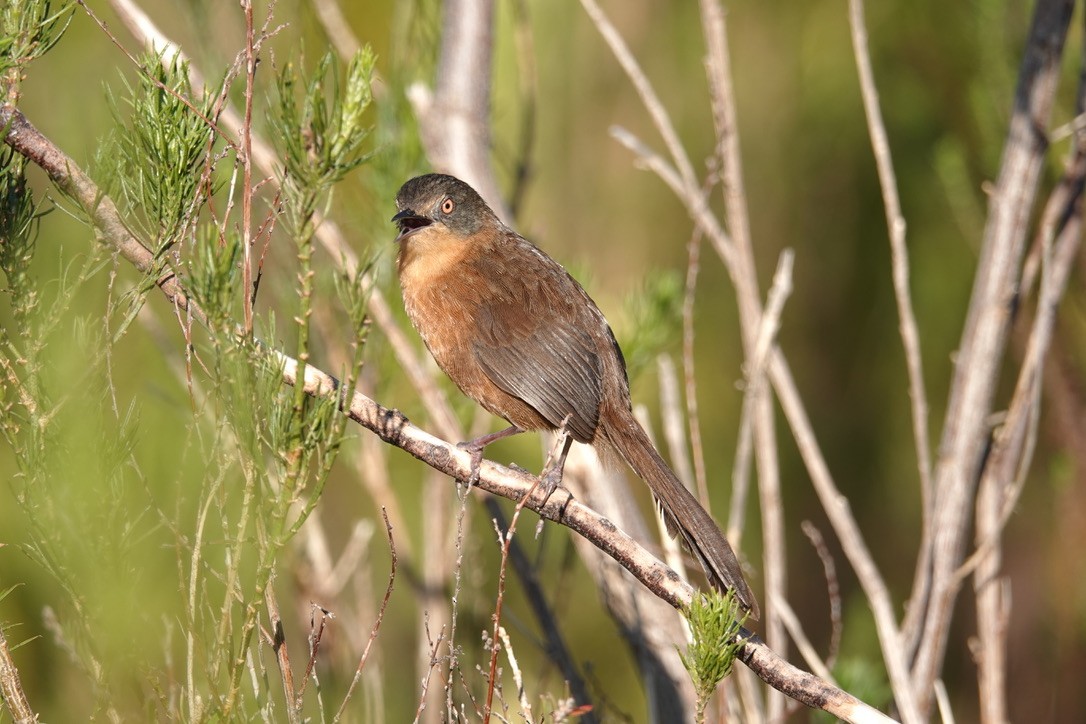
392 173 758 617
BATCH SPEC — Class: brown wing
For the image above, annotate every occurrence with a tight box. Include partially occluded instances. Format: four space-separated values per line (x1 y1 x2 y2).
470 242 603 443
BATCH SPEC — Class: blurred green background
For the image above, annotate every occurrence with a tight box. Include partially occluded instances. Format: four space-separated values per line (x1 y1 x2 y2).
2 0 1085 721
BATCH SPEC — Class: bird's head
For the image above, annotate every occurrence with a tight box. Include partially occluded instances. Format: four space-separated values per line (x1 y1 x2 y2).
392 173 497 243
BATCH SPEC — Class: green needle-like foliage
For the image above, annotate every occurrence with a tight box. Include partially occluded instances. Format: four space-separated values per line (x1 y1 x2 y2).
620 269 684 381
0 0 73 79
680 589 749 723
273 45 376 227
105 50 214 250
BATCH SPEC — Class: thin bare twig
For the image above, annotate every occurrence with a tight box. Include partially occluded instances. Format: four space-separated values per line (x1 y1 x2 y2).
487 500 598 723
497 626 532 720
696 6 789 718
239 0 256 334
413 617 446 724
263 582 299 724
579 0 700 197
801 521 843 673
681 223 711 507
848 0 933 509
484 429 568 722
728 248 793 549
335 509 397 722
847 1 937 677
296 603 333 709
0 623 36 724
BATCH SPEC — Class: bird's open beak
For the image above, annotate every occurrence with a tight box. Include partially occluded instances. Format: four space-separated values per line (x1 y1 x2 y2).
392 208 432 242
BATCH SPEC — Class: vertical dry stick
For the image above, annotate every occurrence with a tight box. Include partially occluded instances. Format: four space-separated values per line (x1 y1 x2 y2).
497 627 532 720
909 1 1073 714
846 0 939 669
729 249 794 548
264 583 300 724
240 0 256 334
657 356 699 498
847 0 934 561
410 0 507 219
698 4 787 717
971 143 1086 722
335 509 397 722
418 469 453 724
681 225 712 505
486 500 599 724
770 349 920 724
0 623 36 724
483 468 546 724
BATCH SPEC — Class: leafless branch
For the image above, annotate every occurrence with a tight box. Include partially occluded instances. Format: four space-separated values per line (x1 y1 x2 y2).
0 623 36 724
907 2 1074 716
335 509 397 722
848 0 934 506
263 581 299 724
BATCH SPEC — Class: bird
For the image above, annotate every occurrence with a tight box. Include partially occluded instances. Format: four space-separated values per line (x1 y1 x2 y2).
392 172 758 617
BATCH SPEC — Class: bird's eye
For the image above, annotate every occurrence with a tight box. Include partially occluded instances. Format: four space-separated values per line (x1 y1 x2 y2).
441 197 455 214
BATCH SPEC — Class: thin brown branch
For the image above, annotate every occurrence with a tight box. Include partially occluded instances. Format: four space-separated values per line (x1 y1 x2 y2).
413 617 446 724
483 461 547 724
335 508 397 722
0 622 36 724
801 521 843 673
296 604 332 710
263 582 299 724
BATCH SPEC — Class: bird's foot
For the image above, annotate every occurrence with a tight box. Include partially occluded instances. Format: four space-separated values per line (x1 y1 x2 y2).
535 421 574 512
457 425 524 485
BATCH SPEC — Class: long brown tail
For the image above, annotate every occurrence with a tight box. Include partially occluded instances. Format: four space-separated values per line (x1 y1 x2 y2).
598 405 759 619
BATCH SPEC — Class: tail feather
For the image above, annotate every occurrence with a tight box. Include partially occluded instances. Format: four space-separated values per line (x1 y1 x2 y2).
599 409 759 619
